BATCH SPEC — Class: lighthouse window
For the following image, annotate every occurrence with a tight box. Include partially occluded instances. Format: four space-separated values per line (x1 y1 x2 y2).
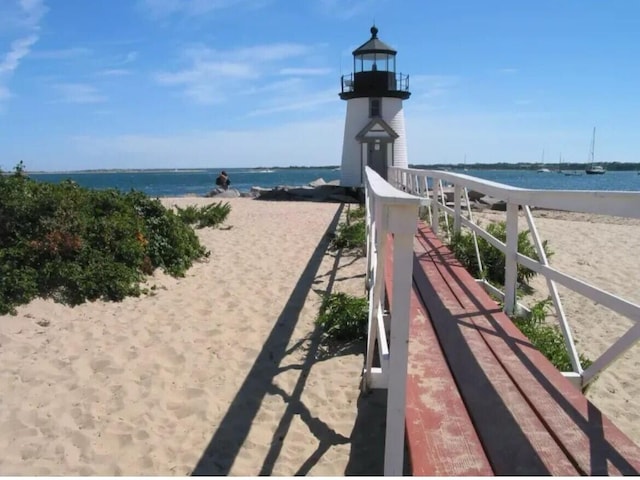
369 98 381 117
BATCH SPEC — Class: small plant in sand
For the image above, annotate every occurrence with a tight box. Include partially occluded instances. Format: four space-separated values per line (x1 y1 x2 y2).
315 292 368 341
175 202 231 229
346 204 366 223
330 220 366 255
330 205 367 256
0 164 214 315
447 220 553 290
443 218 593 382
513 298 593 376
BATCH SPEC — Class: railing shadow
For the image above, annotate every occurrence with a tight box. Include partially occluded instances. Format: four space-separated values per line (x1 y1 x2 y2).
411 252 555 474
344 389 387 475
190 205 343 475
191 204 384 476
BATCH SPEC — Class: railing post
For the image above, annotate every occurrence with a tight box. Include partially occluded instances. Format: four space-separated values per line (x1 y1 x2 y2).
431 178 440 235
384 204 418 476
454 184 462 234
504 202 519 315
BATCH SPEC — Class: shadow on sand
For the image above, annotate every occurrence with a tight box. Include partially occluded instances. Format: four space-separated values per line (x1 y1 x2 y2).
191 204 387 476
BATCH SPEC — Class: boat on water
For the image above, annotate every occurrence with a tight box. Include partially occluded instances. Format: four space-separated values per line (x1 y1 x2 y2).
537 149 551 172
585 165 605 175
585 127 606 175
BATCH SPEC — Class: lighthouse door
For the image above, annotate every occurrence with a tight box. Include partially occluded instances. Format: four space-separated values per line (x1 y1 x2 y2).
367 141 387 179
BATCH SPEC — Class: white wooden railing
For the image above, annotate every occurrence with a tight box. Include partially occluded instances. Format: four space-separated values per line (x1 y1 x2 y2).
362 166 421 476
389 166 640 388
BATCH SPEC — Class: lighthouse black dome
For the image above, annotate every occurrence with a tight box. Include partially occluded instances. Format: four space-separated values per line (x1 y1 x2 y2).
340 26 410 100
352 25 397 56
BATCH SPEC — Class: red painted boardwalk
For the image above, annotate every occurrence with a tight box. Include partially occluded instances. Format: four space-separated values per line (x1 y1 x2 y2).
401 222 640 475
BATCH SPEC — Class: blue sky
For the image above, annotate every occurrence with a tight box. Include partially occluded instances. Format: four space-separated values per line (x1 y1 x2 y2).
1 0 639 171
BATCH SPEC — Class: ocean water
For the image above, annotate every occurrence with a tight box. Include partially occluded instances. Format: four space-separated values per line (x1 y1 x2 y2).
27 168 342 197
25 167 640 197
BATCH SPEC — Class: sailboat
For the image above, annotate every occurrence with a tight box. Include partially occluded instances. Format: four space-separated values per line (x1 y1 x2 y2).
557 154 563 174
537 149 551 173
585 127 606 175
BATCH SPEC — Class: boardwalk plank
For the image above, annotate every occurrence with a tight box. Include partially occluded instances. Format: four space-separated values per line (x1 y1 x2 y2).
414 223 640 475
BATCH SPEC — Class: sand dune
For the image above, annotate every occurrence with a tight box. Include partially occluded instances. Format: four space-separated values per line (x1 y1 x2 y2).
0 198 377 476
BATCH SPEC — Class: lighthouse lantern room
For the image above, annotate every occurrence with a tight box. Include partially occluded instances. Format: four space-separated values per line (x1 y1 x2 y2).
339 26 411 187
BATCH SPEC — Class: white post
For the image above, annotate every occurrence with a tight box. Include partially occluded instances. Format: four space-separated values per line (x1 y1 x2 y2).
453 184 462 234
523 206 582 375
431 179 440 235
384 204 418 476
504 202 519 314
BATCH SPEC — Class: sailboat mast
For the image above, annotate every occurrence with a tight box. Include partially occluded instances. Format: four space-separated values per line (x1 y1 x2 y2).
589 127 596 164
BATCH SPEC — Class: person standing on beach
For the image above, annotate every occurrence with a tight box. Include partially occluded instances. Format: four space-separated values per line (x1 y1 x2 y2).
215 170 230 190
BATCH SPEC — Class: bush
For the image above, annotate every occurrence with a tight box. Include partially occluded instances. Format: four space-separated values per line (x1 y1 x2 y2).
315 292 368 341
448 220 553 288
330 221 366 253
175 202 231 229
346 204 366 223
513 298 592 373
0 165 213 314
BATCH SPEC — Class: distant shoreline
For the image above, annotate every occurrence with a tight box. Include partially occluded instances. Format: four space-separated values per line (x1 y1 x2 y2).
18 166 342 175
6 161 640 175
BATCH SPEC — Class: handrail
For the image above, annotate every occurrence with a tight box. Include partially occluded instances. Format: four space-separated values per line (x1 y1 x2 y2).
392 167 640 219
389 165 640 389
363 166 420 476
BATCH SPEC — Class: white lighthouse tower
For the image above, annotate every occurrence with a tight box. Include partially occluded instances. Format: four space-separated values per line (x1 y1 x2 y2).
339 25 411 187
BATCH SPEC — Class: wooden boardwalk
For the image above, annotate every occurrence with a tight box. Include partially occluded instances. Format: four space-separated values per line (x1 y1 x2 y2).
401 222 640 476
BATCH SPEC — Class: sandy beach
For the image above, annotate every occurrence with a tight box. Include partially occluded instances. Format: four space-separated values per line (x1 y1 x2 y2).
0 198 380 476
2 198 640 475
475 209 640 444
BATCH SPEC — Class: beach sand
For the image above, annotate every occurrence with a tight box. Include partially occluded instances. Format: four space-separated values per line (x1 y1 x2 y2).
0 198 381 476
3 197 640 476
474 209 640 444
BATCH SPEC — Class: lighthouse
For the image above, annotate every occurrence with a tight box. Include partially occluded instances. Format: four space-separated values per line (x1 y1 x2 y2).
339 25 411 187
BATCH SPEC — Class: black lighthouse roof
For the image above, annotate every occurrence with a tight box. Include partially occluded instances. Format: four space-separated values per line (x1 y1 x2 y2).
352 26 397 56
340 25 410 101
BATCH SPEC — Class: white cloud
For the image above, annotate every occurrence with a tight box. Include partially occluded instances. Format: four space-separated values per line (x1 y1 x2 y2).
122 51 138 64
0 85 12 100
68 116 344 169
0 0 47 103
247 88 337 116
97 68 131 77
279 67 332 76
155 42 318 104
54 83 107 104
498 68 518 74
18 0 47 27
410 74 460 101
0 34 38 75
317 0 387 20
139 0 267 18
30 46 92 60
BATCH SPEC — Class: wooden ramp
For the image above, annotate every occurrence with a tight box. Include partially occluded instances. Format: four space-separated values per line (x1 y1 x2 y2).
401 222 640 476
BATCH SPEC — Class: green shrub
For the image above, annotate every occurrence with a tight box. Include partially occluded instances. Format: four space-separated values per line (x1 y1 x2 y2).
176 202 231 229
0 165 212 314
448 220 553 288
315 292 368 341
330 220 366 255
513 298 592 373
346 204 366 223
